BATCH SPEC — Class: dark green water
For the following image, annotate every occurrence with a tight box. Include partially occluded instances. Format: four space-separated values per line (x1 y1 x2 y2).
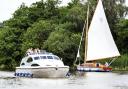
0 71 128 89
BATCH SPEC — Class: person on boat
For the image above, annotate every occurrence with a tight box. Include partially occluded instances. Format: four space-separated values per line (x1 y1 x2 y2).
105 62 109 67
33 48 38 54
33 48 40 54
26 48 33 55
37 48 41 54
96 63 100 67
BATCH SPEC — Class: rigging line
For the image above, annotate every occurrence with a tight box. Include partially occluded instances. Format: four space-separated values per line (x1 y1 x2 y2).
74 20 86 65
108 57 117 67
74 3 89 65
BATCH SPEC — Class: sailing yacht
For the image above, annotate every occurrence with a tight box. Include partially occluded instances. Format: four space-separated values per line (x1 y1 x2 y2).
76 0 120 72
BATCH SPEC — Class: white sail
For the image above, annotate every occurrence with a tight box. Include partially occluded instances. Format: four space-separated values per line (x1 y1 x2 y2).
86 0 120 61
77 51 80 58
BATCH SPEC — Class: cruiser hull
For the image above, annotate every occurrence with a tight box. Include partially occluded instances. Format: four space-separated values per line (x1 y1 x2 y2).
15 66 69 78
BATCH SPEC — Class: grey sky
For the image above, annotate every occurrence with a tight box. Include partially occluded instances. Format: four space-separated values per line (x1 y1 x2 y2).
0 0 71 22
0 0 128 22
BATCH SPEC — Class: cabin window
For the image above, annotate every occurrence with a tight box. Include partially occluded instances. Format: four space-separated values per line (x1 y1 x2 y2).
31 64 40 66
27 57 33 63
21 63 25 65
40 56 47 59
34 56 40 60
47 56 53 59
96 63 100 67
54 56 60 60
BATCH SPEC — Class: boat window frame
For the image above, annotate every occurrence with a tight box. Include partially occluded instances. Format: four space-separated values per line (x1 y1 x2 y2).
53 56 60 60
26 57 33 63
31 64 40 66
34 56 40 60
21 63 25 65
40 56 47 59
47 56 53 59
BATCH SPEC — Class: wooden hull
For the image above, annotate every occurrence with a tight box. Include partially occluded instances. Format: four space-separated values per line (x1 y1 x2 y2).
15 66 69 78
77 66 112 72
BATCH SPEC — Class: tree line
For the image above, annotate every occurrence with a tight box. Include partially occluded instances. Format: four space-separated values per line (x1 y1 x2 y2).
0 0 128 70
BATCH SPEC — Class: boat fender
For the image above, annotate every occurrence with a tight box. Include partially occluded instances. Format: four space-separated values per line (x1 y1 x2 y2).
17 73 20 76
55 65 58 70
80 68 83 71
24 73 27 77
14 73 16 76
66 72 71 77
55 67 58 70
26 73 33 77
14 73 33 77
20 73 23 77
23 73 25 77
25 73 30 77
26 73 30 77
30 74 33 78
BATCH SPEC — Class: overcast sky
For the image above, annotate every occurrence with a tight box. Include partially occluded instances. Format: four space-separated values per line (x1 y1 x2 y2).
0 0 128 22
0 0 71 22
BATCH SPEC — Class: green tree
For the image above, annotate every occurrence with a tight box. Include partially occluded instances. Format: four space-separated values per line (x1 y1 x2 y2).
116 19 128 53
28 0 60 22
0 27 22 70
44 22 81 66
4 3 30 30
22 20 55 52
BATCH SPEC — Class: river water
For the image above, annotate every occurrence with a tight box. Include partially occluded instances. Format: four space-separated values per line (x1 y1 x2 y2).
0 71 128 89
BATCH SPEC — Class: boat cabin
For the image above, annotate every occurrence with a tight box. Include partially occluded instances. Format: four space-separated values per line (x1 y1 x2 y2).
20 52 64 67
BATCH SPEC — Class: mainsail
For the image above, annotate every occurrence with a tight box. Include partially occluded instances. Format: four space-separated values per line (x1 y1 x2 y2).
86 0 120 61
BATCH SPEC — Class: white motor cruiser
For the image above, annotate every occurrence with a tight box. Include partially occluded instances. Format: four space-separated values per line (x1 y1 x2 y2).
15 50 69 78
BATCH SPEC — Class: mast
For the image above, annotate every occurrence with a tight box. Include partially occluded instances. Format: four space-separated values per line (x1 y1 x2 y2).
84 4 89 64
